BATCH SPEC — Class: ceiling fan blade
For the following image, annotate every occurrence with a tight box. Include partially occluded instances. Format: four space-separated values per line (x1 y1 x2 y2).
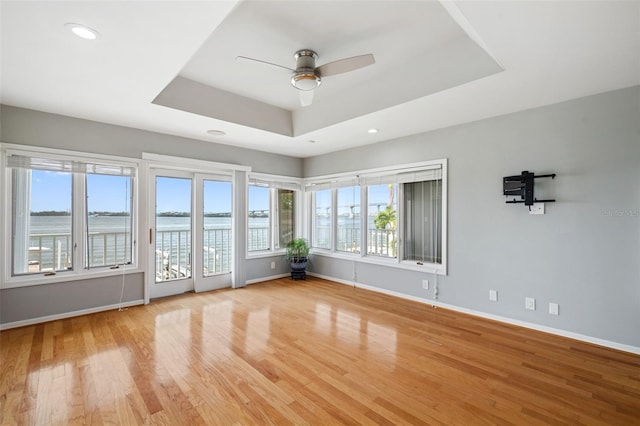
316 54 375 77
299 90 314 107
236 56 295 72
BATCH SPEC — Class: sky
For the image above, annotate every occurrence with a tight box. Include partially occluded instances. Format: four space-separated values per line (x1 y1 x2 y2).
30 171 72 212
29 172 239 213
29 171 393 214
317 184 396 216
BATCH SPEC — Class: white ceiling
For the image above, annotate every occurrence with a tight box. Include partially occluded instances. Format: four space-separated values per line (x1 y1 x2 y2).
155 0 502 137
1 1 639 158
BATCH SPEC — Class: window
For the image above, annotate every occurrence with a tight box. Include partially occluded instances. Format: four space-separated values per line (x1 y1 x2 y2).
248 185 270 251
86 174 133 268
367 183 397 258
403 179 442 264
5 150 137 278
13 168 73 274
305 159 447 274
337 186 360 253
247 175 301 254
276 189 295 250
312 189 332 249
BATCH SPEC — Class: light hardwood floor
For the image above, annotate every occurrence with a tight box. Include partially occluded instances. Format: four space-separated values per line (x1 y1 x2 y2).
1 277 639 425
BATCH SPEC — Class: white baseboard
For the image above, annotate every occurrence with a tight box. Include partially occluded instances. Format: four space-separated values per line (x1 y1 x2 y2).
307 272 640 355
246 273 290 285
0 299 145 331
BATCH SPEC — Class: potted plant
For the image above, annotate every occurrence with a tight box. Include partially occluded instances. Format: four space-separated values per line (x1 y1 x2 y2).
285 238 310 280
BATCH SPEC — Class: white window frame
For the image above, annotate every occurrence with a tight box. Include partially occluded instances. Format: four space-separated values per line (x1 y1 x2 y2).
1 143 142 288
310 188 334 252
304 159 448 275
246 173 303 259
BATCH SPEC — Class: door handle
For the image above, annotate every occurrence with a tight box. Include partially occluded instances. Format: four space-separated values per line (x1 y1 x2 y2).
149 228 153 244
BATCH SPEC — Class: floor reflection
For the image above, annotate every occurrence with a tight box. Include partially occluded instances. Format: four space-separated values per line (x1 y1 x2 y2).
246 308 271 355
202 300 233 360
154 308 191 381
314 302 397 365
26 362 71 424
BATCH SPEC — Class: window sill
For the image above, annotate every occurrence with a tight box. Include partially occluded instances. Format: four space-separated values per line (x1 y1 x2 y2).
1 266 143 289
310 250 446 275
246 249 286 260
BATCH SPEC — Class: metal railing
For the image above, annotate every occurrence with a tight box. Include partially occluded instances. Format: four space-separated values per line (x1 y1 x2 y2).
28 233 73 272
24 226 397 276
88 232 131 267
154 227 271 282
27 231 133 272
314 226 397 257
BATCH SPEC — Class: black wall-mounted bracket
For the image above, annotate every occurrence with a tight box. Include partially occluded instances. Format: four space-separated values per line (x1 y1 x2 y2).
503 171 556 206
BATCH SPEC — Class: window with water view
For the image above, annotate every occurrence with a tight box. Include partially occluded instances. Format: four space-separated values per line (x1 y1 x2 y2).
307 161 446 272
247 185 297 253
8 153 136 276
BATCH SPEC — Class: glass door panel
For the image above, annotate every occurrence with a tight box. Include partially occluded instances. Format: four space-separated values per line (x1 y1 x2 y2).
150 172 194 299
155 176 192 282
202 179 232 277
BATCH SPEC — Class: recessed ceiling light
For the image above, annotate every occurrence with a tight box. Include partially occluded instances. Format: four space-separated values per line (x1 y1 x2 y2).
368 128 379 134
206 129 226 136
64 23 100 40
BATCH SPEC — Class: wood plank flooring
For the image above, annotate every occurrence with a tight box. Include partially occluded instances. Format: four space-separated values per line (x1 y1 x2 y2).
1 277 639 425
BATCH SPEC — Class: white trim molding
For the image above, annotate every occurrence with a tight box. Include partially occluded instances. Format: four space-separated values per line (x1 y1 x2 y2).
246 273 290 285
0 299 145 331
307 272 640 356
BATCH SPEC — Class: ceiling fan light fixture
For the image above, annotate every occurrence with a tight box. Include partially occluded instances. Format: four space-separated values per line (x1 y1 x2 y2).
291 72 321 91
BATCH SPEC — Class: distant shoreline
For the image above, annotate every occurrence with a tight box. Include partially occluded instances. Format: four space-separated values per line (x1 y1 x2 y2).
29 211 241 218
30 211 130 217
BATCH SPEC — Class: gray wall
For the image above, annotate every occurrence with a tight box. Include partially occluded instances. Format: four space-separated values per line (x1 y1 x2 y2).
2 86 639 349
304 86 640 348
0 106 303 326
0 106 303 176
1 273 144 324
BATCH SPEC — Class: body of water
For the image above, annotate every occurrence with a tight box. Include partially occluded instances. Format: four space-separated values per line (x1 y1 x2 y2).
23 215 393 275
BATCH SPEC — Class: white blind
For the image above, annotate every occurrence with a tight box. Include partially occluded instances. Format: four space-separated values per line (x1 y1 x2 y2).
249 176 301 191
7 153 137 177
396 167 442 183
304 176 360 191
307 165 441 190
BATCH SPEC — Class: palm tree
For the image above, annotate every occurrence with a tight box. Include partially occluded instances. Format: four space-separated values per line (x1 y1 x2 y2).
373 204 397 256
374 204 396 230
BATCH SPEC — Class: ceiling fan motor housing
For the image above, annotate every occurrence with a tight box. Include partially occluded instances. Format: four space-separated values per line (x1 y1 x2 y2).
291 49 321 91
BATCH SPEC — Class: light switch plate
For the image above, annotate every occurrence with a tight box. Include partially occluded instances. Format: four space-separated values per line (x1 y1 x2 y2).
529 203 545 215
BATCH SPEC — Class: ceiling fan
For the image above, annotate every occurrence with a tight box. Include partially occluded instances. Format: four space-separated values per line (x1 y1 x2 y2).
237 49 375 107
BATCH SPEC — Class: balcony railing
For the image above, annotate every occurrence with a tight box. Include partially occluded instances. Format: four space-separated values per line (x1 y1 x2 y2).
314 227 397 257
27 232 132 273
154 228 234 281
23 226 397 277
28 233 73 272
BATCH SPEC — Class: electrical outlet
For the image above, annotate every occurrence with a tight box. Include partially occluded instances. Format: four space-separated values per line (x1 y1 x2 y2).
489 290 498 301
422 279 429 290
270 261 275 270
549 302 559 315
525 297 536 310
